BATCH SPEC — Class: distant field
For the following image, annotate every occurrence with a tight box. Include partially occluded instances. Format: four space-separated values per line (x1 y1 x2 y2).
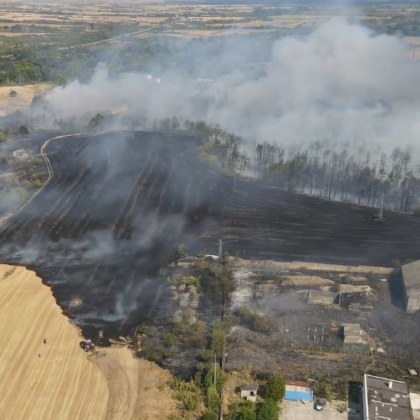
0 1 419 41
1 1 420 86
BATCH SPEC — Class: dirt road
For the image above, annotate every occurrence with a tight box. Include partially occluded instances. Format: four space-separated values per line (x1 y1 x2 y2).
0 264 176 420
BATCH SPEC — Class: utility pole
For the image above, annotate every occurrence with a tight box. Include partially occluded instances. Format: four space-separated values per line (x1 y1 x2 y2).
378 192 384 219
218 239 223 265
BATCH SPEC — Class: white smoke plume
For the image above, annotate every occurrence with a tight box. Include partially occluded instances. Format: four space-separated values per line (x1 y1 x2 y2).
36 18 420 154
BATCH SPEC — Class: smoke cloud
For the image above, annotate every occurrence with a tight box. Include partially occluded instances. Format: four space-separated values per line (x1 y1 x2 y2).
34 18 420 155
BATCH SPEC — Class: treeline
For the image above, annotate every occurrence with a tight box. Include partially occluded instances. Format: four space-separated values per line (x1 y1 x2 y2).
255 141 420 213
187 121 420 214
0 39 43 84
0 31 173 85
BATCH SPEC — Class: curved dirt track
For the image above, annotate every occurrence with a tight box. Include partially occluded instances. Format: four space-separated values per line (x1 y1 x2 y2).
93 348 176 420
0 264 175 420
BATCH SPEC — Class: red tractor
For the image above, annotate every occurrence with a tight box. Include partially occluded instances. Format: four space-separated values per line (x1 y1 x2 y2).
79 339 95 352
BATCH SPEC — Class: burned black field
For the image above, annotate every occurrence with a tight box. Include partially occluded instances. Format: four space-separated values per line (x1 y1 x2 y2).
1 130 420 338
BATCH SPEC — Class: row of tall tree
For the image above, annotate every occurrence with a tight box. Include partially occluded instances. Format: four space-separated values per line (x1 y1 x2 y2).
255 141 420 213
187 121 420 214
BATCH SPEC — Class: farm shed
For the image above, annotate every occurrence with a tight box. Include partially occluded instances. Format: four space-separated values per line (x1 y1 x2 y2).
307 290 340 305
363 374 413 420
285 381 313 402
401 260 420 313
240 385 258 402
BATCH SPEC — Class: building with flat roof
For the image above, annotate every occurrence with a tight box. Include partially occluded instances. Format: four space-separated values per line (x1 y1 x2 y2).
401 260 420 313
240 385 258 402
343 323 369 350
363 374 413 420
285 381 313 402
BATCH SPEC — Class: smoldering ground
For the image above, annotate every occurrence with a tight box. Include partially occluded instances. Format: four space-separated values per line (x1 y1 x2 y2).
31 18 420 157
0 131 227 335
4 16 420 341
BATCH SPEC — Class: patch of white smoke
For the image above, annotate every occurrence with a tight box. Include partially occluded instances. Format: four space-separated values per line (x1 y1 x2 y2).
39 18 420 154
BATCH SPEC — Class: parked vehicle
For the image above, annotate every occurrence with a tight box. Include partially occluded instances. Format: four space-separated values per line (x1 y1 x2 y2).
314 399 326 411
79 339 95 352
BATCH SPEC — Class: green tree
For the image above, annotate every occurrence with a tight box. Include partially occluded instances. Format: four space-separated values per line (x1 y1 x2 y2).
227 400 256 420
204 364 224 394
206 384 220 415
211 322 225 359
11 63 42 83
256 399 278 420
264 374 285 402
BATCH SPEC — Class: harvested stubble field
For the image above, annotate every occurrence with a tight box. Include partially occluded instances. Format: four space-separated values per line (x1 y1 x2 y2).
1 130 420 338
0 83 51 117
0 264 175 420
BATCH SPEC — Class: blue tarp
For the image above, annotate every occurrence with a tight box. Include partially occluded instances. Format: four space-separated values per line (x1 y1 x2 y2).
285 390 313 401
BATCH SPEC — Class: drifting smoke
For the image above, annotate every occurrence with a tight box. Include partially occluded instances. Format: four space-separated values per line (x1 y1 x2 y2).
34 18 420 154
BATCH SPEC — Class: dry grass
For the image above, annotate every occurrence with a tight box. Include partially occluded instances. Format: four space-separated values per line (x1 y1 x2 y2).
229 257 393 275
0 264 108 420
223 368 258 412
0 83 52 117
0 264 176 420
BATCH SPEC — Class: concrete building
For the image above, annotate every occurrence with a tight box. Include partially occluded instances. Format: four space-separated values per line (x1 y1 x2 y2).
240 385 258 402
363 374 413 420
401 260 420 313
343 323 369 350
285 381 313 402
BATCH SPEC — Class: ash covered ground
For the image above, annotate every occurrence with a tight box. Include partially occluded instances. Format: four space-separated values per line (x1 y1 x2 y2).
1 130 420 341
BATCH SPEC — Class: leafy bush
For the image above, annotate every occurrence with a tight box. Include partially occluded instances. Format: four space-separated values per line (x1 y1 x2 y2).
206 384 221 415
227 400 256 420
162 332 176 348
186 321 207 348
169 378 201 413
201 411 218 420
171 274 201 291
312 378 333 401
256 399 278 420
237 307 274 334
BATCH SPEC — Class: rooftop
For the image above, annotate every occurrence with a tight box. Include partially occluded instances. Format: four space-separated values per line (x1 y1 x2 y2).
364 374 413 420
307 290 339 305
343 323 368 346
240 385 258 392
402 260 420 294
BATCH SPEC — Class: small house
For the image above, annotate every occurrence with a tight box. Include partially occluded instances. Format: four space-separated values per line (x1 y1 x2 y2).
240 385 258 402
